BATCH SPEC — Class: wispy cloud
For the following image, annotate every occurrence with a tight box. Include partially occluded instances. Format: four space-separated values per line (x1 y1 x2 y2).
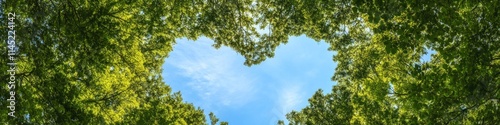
279 84 303 112
267 83 305 125
163 36 336 125
165 38 257 108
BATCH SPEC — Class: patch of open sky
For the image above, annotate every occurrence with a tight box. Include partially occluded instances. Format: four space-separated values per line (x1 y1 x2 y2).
163 35 336 125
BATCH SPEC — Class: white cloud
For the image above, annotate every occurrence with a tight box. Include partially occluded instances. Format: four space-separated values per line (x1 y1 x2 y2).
163 36 337 125
278 84 304 112
166 38 257 108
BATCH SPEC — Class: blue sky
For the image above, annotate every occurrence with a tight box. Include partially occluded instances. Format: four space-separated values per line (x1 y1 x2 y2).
162 35 337 125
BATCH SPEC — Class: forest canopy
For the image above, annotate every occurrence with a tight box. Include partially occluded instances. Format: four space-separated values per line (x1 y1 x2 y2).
1 0 499 124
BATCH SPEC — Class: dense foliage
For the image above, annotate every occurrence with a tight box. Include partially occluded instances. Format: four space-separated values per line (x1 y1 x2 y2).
0 0 231 124
270 0 500 124
1 0 498 124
